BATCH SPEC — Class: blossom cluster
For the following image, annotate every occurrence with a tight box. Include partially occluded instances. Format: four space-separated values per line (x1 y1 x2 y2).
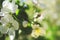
0 0 19 40
0 0 60 40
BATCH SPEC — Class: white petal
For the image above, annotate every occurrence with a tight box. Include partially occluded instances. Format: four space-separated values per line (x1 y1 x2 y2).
0 12 4 16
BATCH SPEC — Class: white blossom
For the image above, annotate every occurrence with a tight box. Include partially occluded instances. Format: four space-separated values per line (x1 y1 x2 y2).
22 21 28 28
0 25 9 34
0 12 19 34
33 12 39 18
31 24 46 38
9 35 15 40
39 0 56 8
19 30 22 34
1 13 14 24
9 28 15 40
36 11 47 23
12 20 19 30
0 12 4 16
32 0 38 4
2 0 18 13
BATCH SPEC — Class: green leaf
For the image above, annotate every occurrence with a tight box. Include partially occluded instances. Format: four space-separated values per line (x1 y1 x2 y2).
16 9 20 15
25 1 35 20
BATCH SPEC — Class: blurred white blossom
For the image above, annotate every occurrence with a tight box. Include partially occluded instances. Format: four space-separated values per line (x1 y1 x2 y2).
0 12 4 16
33 12 39 18
1 13 14 24
9 35 15 40
22 21 28 28
32 0 38 4
0 25 9 34
32 0 56 10
2 0 18 13
31 24 46 38
39 0 56 8
19 30 22 34
34 11 47 23
8 27 15 40
9 28 15 40
0 10 19 34
12 20 19 30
